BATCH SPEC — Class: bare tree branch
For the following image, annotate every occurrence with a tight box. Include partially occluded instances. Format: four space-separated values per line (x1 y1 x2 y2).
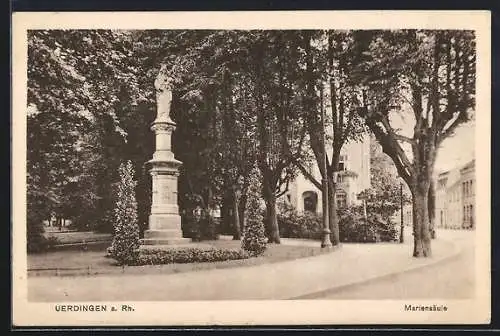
276 179 290 198
438 113 464 144
380 115 416 145
393 133 416 144
291 158 322 189
368 118 414 183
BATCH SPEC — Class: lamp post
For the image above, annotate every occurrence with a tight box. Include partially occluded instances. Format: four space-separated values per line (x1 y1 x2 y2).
320 85 332 249
399 182 404 243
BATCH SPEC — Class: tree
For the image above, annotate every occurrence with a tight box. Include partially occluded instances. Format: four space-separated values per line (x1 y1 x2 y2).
158 31 255 239
27 30 166 237
216 72 258 240
27 30 147 236
355 30 476 257
296 30 367 245
110 161 141 265
168 31 308 244
250 32 309 244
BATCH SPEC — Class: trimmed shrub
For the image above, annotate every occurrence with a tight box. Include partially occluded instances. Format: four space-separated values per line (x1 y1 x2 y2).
278 207 323 240
339 211 379 243
131 247 250 266
338 207 398 243
241 169 267 256
109 161 141 265
278 204 398 243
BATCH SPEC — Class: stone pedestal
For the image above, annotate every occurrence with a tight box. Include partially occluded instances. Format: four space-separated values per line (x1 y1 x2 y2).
141 76 190 247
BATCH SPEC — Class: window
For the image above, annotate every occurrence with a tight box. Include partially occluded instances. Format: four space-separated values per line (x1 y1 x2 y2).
336 192 347 208
463 206 467 226
302 191 318 213
338 155 347 171
337 174 343 183
470 205 474 228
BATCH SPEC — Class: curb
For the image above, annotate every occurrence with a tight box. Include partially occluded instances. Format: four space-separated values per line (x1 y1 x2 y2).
289 238 462 300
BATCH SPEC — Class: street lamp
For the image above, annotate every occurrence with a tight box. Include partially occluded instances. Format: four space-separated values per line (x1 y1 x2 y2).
320 85 332 249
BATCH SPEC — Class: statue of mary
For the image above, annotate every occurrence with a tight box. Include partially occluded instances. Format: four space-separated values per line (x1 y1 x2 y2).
154 64 174 121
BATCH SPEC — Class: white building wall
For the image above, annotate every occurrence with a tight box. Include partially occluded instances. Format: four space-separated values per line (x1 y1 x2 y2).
284 135 371 213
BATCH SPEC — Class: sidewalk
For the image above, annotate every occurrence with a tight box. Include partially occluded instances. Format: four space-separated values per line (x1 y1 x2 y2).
28 231 460 301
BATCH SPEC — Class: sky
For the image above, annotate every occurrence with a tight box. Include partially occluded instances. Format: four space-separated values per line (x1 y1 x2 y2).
389 107 475 174
434 121 475 172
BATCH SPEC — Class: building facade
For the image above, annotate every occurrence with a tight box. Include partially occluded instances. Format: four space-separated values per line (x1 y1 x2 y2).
460 160 475 229
391 159 476 231
435 159 475 230
283 134 371 213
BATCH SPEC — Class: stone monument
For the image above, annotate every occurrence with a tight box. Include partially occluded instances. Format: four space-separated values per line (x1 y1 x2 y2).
141 67 189 247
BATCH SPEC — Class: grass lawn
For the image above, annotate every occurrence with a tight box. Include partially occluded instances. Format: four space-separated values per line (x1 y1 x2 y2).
28 239 328 277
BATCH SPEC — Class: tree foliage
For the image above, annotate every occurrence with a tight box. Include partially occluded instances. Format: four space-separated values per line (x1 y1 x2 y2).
27 30 159 234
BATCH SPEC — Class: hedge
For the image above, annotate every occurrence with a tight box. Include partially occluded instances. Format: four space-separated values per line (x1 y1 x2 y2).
129 247 250 266
278 205 398 243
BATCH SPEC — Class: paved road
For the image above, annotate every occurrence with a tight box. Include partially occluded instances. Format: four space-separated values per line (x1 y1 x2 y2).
314 229 476 299
29 230 459 302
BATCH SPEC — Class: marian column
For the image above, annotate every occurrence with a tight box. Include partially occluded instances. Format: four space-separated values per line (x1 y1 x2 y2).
142 67 189 246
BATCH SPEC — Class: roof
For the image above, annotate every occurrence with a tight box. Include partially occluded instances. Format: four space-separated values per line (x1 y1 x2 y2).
435 159 474 190
460 159 475 173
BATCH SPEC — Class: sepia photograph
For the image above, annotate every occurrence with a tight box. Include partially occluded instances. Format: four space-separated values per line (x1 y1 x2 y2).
11 11 491 326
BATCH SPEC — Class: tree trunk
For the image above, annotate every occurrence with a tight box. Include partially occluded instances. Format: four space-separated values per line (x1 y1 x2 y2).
265 193 281 244
327 177 340 245
412 186 432 257
428 179 436 239
232 189 241 240
221 190 233 235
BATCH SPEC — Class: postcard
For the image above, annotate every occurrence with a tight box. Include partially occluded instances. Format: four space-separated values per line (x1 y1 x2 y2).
12 10 491 326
